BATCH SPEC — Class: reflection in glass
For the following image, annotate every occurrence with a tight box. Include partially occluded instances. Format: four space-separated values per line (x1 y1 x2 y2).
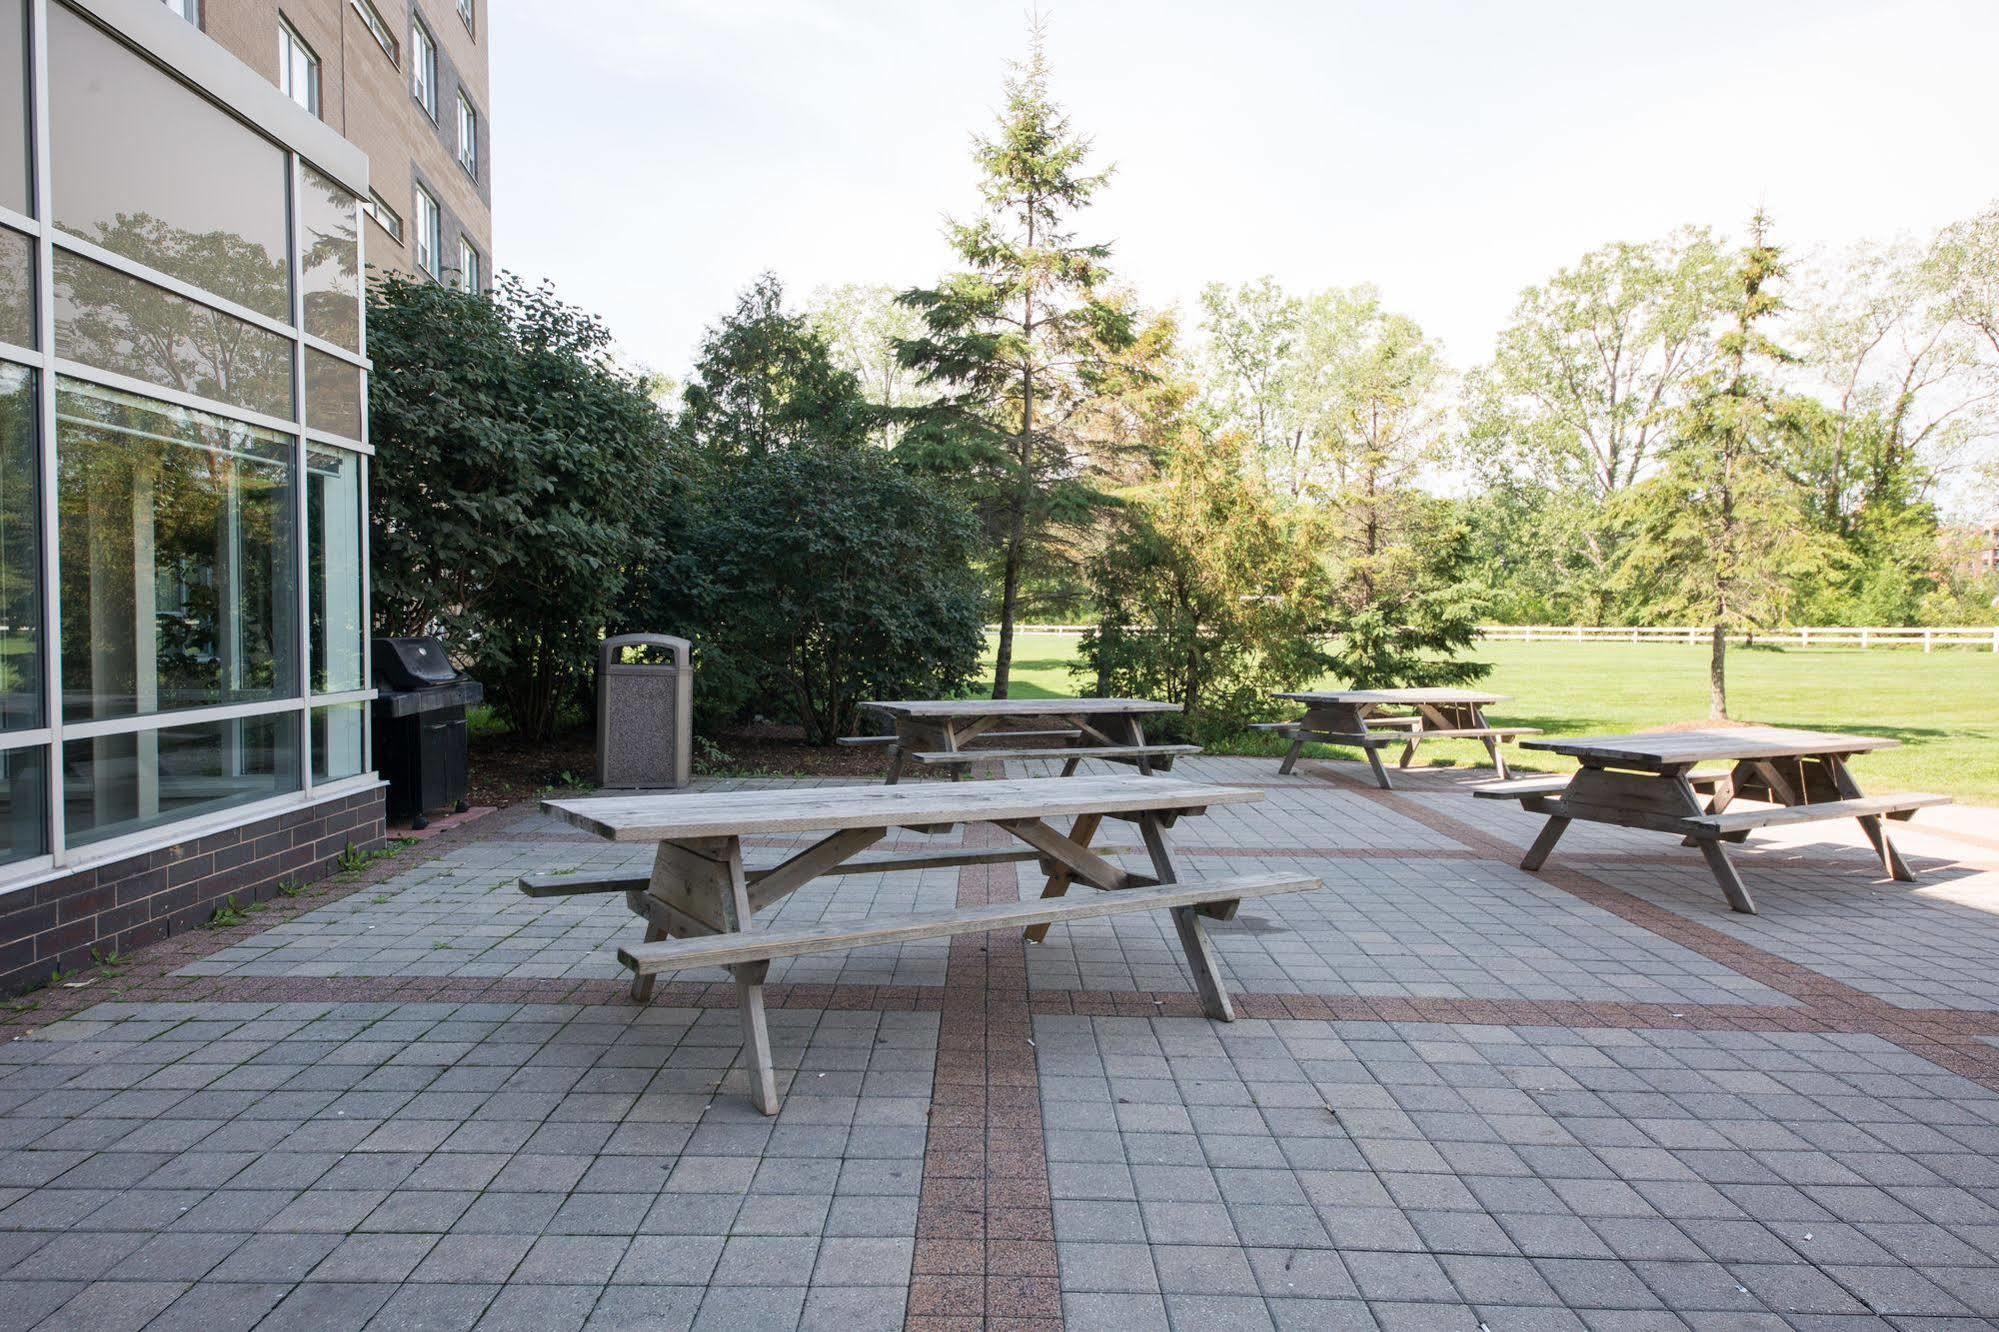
304 347 361 440
48 2 291 320
56 378 297 722
308 445 363 694
0 226 31 349
63 712 299 846
311 702 365 783
0 0 26 217
0 745 46 864
54 250 295 420
0 365 36 731
301 165 361 353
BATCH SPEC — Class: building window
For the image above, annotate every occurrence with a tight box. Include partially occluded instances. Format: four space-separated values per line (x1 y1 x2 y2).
351 0 397 64
160 0 198 22
413 183 440 279
278 19 319 116
411 18 437 120
364 189 403 244
457 236 479 292
457 0 474 36
55 379 299 725
456 93 478 179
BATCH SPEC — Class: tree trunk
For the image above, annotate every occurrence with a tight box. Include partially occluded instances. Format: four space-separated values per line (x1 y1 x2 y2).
995 209 1038 701
991 511 1024 699
1708 622 1727 721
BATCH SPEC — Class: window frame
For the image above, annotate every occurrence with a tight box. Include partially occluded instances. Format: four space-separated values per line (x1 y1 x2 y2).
456 234 478 293
350 0 398 65
363 188 402 244
412 182 441 280
410 16 437 121
457 0 474 37
455 91 477 179
160 0 198 22
278 17 320 117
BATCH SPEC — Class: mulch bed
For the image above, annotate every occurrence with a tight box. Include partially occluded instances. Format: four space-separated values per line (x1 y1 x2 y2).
467 721 895 807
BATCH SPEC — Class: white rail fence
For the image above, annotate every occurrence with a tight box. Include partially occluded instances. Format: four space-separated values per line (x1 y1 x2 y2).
996 624 1999 652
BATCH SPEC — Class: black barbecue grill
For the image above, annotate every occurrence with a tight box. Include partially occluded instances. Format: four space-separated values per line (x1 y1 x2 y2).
372 637 483 828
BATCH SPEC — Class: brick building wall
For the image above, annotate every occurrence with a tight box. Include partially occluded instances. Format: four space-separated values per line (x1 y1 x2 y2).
198 0 492 284
0 787 384 995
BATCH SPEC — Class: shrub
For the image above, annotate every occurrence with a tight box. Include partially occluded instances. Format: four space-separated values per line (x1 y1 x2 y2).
368 272 681 740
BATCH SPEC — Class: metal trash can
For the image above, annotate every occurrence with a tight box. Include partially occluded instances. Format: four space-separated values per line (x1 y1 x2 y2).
596 634 693 789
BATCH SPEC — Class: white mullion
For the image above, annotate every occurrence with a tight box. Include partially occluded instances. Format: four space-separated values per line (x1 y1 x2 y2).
0 199 33 234
289 152 311 797
0 337 38 366
304 427 372 454
48 229 299 340
0 727 52 752
30 0 65 866
49 358 303 437
308 687 376 708
299 330 371 371
62 694 304 742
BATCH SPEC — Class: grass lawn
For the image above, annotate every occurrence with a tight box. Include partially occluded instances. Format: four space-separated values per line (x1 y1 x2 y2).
978 633 1999 806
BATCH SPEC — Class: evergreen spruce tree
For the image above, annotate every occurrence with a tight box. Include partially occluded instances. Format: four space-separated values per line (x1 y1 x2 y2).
1614 213 1824 718
896 18 1135 697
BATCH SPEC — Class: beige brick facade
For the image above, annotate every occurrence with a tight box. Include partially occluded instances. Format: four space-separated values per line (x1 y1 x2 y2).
196 0 491 286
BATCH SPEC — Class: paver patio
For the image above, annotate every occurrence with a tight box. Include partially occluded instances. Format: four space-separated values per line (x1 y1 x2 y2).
0 755 1996 1329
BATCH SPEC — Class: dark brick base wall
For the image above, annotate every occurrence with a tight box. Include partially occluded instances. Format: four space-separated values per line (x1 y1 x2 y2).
0 786 386 996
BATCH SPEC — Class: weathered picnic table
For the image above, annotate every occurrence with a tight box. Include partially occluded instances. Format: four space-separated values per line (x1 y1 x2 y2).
850 697 1199 783
1264 688 1540 788
1476 726 1949 914
527 775 1319 1112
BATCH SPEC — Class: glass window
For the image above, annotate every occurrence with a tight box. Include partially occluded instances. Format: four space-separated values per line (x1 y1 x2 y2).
48 4 293 321
456 237 479 294
305 347 361 441
0 364 40 732
413 185 441 280
307 445 363 694
54 250 295 420
56 378 297 723
0 746 47 864
365 190 403 245
351 0 397 63
160 0 198 20
0 225 31 349
0 0 27 217
411 20 437 120
457 0 474 36
279 19 319 116
300 165 360 352
456 94 478 178
311 701 364 782
63 712 300 847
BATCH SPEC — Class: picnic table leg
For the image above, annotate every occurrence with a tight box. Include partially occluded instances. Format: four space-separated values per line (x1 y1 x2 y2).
1398 735 1419 770
1520 815 1570 871
1829 756 1915 882
1694 838 1757 914
1470 705 1510 779
733 960 779 1114
1277 731 1307 776
1024 812 1101 944
630 922 665 1003
1139 815 1233 1021
884 745 906 786
1362 742 1394 790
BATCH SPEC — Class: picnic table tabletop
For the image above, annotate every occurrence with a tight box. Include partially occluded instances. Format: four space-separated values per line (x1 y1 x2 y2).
544 773 1256 842
1275 688 1508 707
1523 725 1898 767
861 697 1183 719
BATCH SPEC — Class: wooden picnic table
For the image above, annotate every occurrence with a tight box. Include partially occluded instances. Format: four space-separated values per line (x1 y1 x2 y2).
1477 726 1948 914
1267 688 1540 788
532 775 1320 1112
854 697 1198 783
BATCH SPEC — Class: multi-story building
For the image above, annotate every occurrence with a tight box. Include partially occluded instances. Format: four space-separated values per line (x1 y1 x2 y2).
1960 521 1999 580
176 0 490 289
0 0 386 993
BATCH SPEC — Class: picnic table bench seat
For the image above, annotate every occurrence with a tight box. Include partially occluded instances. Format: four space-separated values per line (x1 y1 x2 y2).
614 873 1316 976
1684 791 1948 837
911 742 1201 768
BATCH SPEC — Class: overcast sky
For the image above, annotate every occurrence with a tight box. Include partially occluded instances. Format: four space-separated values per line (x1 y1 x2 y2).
491 0 1999 379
